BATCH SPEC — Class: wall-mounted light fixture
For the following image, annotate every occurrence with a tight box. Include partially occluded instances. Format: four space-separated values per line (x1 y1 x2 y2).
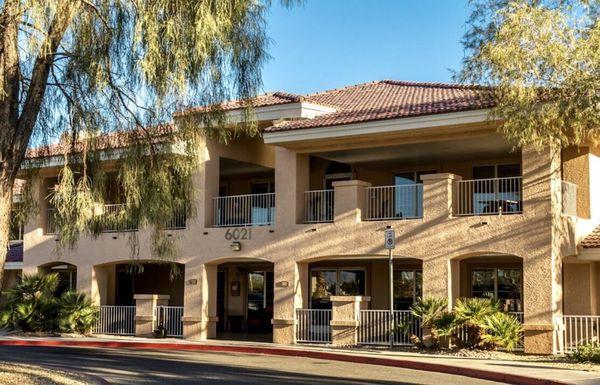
230 241 241 251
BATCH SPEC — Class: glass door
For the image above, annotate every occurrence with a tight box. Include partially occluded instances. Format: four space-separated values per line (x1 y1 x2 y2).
246 271 274 332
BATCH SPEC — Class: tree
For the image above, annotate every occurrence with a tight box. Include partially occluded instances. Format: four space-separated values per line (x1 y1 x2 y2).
459 0 600 149
0 0 294 287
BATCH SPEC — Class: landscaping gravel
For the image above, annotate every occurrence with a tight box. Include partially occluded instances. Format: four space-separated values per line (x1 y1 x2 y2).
351 345 600 373
0 362 102 385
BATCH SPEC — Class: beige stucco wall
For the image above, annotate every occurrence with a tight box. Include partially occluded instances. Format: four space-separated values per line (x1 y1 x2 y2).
562 147 591 219
563 258 597 315
20 129 577 354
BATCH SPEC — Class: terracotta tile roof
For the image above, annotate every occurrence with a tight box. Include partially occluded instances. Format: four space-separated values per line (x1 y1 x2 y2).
26 124 174 159
581 226 600 248
25 80 493 159
265 80 494 132
176 92 302 116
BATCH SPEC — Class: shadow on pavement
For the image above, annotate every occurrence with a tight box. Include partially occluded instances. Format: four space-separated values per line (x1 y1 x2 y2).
0 346 451 385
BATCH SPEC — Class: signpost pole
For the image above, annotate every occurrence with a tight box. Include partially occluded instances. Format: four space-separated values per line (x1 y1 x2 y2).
384 227 395 349
388 246 394 348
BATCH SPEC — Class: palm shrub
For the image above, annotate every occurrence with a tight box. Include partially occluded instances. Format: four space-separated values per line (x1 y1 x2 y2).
411 297 448 328
411 297 454 348
0 273 60 332
453 297 500 349
0 273 98 334
479 312 523 351
57 291 98 334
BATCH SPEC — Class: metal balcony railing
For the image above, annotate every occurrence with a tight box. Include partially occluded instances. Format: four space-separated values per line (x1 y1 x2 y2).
304 190 334 223
365 184 423 221
47 204 186 234
454 177 522 216
213 193 275 227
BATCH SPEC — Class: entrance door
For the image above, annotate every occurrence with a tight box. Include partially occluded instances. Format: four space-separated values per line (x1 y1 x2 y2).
246 271 274 332
115 269 133 305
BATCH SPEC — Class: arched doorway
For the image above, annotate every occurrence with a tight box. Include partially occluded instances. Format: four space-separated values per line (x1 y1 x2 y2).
94 261 184 306
38 262 77 296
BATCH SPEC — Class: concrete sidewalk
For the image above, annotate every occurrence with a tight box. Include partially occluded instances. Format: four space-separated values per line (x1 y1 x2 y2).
0 335 599 385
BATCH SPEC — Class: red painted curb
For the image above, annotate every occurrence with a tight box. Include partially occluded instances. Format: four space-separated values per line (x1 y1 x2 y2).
0 339 569 385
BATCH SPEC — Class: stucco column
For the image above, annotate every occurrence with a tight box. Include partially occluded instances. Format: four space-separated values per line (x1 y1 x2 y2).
275 147 309 226
183 262 217 340
330 296 370 346
198 138 220 228
272 260 309 344
420 173 461 303
134 294 170 337
333 180 371 223
521 145 562 354
76 264 93 299
420 173 461 221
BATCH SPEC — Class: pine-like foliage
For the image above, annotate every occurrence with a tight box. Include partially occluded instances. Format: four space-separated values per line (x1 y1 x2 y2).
459 0 600 148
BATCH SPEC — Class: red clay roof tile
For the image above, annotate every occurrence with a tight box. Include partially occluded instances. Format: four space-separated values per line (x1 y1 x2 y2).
581 226 600 248
265 80 494 132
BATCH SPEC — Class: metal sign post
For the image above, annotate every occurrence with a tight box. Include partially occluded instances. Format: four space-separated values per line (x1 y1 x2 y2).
384 227 395 348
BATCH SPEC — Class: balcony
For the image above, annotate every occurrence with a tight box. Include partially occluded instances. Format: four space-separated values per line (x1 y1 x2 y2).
304 190 334 223
454 177 523 216
46 204 187 234
365 184 423 221
213 193 275 227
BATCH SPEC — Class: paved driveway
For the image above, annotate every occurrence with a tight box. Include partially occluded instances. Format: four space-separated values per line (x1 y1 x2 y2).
0 345 506 385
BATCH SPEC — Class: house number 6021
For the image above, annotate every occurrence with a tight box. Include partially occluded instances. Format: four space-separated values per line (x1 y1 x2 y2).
225 228 251 240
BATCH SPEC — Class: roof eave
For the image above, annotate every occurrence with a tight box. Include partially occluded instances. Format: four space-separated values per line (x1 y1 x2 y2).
263 108 494 145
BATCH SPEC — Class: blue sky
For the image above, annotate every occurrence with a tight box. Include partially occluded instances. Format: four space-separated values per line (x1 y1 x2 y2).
262 1 471 95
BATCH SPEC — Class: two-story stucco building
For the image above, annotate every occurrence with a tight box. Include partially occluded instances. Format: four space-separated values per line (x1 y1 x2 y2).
9 80 600 354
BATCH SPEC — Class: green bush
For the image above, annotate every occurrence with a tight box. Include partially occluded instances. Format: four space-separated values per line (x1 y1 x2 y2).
573 343 600 363
411 297 448 328
480 312 523 351
56 291 98 334
0 273 98 334
409 296 523 351
453 297 500 349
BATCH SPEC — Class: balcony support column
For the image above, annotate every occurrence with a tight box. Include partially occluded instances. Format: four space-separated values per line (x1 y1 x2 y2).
332 180 371 223
182 261 217 340
272 260 309 344
275 147 309 227
420 173 461 304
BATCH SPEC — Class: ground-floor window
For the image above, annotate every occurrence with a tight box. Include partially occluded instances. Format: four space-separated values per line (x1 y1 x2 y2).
471 268 522 312
393 269 422 310
310 268 366 309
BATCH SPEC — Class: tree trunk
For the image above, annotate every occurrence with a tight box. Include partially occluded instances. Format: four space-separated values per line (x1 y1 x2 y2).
0 176 13 287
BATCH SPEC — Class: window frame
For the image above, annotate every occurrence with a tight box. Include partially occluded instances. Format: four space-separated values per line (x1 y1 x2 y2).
309 266 368 308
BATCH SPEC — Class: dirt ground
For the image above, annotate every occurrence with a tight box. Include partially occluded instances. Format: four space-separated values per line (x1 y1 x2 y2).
0 362 102 385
